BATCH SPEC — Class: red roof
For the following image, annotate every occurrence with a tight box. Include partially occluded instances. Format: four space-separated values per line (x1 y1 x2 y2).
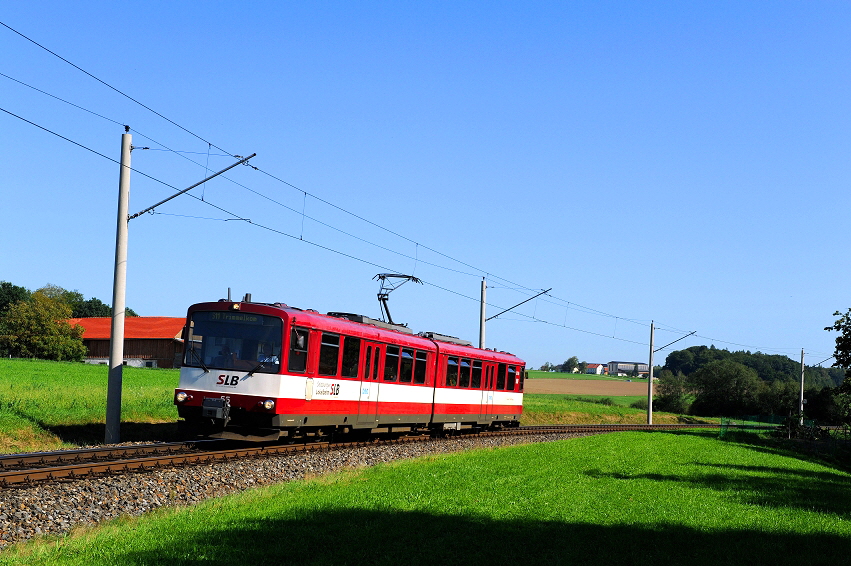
68 317 185 340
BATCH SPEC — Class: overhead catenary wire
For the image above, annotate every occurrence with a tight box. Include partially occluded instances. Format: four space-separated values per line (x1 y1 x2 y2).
0 60 651 332
2 102 831 357
0 23 836 359
0 69 507 282
0 20 236 159
0 103 648 348
0 26 580 304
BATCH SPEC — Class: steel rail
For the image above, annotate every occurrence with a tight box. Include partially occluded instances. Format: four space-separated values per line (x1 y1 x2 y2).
0 440 225 471
0 422 768 488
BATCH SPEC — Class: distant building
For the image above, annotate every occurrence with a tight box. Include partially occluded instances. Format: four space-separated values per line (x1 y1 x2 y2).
585 363 605 375
68 317 185 368
607 361 649 376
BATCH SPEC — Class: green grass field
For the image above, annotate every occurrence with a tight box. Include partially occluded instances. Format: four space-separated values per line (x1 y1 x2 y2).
0 359 179 452
0 360 685 453
3 430 849 565
526 369 635 381
521 393 693 425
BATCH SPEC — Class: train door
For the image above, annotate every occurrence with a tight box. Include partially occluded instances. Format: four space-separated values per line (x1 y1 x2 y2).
357 342 382 425
480 363 495 420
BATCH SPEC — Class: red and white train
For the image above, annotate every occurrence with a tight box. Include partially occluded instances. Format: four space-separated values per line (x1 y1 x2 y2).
175 299 525 441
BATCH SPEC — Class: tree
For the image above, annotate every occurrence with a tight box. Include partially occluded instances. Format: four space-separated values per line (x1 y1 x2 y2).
756 379 799 416
630 364 640 378
578 361 588 374
654 369 690 413
35 283 139 317
562 356 579 373
664 348 695 375
688 360 764 416
0 292 86 361
831 379 851 429
826 308 851 368
73 297 112 318
0 281 31 315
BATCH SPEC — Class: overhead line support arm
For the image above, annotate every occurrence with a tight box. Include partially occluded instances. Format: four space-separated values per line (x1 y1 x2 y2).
128 153 256 220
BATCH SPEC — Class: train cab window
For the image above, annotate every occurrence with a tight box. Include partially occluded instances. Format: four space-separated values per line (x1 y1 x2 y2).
399 349 414 383
288 327 309 373
384 346 399 382
446 357 459 387
341 336 361 378
496 363 507 390
459 358 471 388
519 366 525 391
471 360 482 388
414 351 427 384
507 366 516 390
186 311 284 374
318 333 340 376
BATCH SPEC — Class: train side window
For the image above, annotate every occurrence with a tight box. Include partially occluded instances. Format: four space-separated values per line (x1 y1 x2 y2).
318 333 340 376
446 357 459 387
399 348 414 383
471 360 482 388
288 327 309 373
364 346 372 380
496 363 506 390
341 336 361 378
519 366 525 391
384 346 399 382
414 351 427 384
372 346 381 380
507 365 516 390
459 358 471 388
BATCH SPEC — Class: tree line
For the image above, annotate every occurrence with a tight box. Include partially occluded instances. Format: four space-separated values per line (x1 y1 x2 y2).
655 344 847 423
0 280 138 362
539 356 590 374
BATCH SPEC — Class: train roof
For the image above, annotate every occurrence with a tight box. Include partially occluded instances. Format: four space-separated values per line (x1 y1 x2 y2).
187 300 524 363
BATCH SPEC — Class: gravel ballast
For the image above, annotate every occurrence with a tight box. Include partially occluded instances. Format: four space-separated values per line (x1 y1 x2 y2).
0 432 583 548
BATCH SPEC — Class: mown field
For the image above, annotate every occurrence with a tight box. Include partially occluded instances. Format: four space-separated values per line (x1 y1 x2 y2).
526 369 634 381
0 359 687 454
0 359 179 453
2 430 849 565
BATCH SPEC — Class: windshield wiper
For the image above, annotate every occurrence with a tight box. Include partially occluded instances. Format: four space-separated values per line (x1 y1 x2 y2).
188 347 209 373
246 363 265 377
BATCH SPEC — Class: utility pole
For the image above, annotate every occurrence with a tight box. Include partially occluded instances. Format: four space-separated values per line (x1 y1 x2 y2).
647 321 655 425
105 127 131 444
104 131 255 444
479 278 486 349
799 349 805 426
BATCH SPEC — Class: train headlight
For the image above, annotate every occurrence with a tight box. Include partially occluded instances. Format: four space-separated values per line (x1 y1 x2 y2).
175 391 190 403
261 399 275 411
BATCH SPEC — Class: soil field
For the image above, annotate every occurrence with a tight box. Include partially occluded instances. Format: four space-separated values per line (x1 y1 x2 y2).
525 378 650 395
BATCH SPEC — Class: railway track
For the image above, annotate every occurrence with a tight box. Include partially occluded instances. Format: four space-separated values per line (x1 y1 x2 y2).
0 423 750 488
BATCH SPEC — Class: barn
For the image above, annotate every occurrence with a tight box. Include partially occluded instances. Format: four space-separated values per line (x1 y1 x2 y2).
68 317 185 368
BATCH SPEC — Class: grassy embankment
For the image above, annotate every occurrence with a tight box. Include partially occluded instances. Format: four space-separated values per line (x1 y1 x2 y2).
521 393 693 425
2 430 849 565
0 359 178 453
0 359 685 453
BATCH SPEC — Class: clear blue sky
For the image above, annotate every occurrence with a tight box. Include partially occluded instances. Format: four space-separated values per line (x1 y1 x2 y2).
1 1 848 369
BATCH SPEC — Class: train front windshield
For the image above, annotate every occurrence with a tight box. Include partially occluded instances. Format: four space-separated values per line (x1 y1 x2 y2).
184 311 283 373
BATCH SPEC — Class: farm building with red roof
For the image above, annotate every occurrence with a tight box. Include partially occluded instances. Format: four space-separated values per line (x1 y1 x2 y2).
68 317 185 368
